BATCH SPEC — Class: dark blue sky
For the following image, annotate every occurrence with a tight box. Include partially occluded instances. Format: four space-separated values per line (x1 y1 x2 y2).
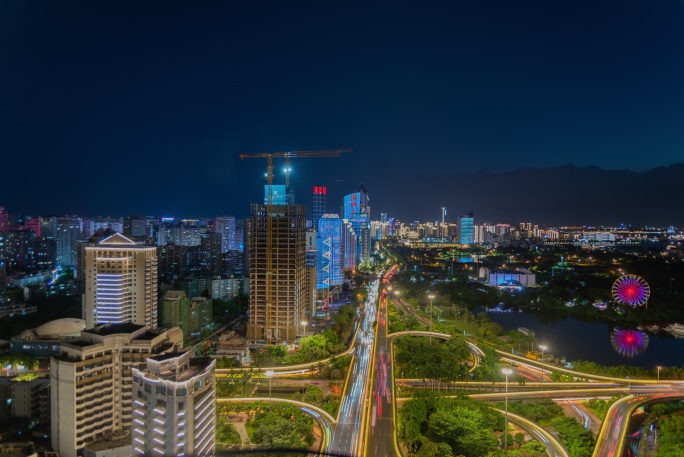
2 1 684 223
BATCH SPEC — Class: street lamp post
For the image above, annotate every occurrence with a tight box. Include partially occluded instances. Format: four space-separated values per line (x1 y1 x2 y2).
539 344 547 385
301 320 308 338
265 370 274 409
428 294 435 345
657 365 662 383
502 368 513 454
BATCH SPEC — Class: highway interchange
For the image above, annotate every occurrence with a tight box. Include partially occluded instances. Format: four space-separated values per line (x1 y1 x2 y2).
218 268 684 456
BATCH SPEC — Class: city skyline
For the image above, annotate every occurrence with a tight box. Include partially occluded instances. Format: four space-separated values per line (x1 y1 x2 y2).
3 2 684 455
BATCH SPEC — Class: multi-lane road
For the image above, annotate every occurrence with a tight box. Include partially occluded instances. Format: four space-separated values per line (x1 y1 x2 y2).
593 390 684 457
364 286 398 457
330 280 379 456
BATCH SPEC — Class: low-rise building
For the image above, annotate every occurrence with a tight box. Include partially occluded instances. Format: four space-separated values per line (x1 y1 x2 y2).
11 377 50 422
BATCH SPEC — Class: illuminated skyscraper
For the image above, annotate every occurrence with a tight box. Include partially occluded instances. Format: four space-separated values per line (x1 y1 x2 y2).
457 213 475 245
343 184 371 266
316 215 343 290
83 233 159 329
342 220 357 271
311 185 326 229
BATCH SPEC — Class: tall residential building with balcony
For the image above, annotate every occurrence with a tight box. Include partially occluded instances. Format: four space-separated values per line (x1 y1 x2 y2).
56 216 82 268
83 233 159 330
214 216 236 253
247 200 306 343
50 324 183 457
131 351 216 457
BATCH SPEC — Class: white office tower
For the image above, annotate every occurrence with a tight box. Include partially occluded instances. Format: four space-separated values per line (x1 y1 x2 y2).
50 324 183 457
131 351 216 457
83 233 159 329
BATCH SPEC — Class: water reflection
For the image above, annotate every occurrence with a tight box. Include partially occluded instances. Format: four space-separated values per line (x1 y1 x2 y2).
611 328 649 358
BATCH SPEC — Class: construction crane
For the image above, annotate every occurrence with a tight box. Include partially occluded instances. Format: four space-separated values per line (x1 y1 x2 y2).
239 149 350 342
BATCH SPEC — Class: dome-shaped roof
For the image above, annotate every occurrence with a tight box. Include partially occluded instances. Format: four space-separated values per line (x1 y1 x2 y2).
35 318 86 338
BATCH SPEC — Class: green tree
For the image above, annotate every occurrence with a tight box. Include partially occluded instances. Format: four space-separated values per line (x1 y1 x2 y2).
427 406 498 457
415 438 452 457
514 432 525 448
303 385 324 405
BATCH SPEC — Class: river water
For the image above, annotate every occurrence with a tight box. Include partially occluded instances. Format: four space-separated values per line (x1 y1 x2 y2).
476 307 684 368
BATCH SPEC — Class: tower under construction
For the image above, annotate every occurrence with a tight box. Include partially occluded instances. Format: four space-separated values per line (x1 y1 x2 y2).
247 201 306 342
239 149 348 343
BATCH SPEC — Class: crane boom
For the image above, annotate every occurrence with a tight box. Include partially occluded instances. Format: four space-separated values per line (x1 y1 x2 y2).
239 149 351 160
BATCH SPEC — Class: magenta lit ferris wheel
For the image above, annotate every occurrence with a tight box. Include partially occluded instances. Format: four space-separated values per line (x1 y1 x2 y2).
612 275 650 307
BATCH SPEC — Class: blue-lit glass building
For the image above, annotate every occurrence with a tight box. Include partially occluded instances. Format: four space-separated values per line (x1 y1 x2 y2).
316 215 343 290
343 185 371 266
457 213 475 245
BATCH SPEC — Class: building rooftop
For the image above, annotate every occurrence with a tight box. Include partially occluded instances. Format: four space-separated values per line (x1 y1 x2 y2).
164 290 186 301
176 357 214 382
34 318 86 338
97 233 139 246
88 323 145 336
133 327 175 340
83 430 132 452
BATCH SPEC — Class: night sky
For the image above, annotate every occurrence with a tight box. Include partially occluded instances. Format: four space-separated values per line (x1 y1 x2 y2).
2 1 684 224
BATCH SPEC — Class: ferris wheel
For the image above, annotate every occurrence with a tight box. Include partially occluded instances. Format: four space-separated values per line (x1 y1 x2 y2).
612 275 650 307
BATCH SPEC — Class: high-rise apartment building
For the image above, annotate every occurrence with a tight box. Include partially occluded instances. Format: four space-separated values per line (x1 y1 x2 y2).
41 216 57 240
221 250 244 277
208 276 242 301
0 229 37 269
83 233 159 330
161 290 191 342
158 243 200 281
131 351 216 457
199 231 222 276
214 216 236 253
56 217 82 268
235 219 246 253
311 185 326 229
247 202 306 342
50 324 183 457
123 216 147 238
